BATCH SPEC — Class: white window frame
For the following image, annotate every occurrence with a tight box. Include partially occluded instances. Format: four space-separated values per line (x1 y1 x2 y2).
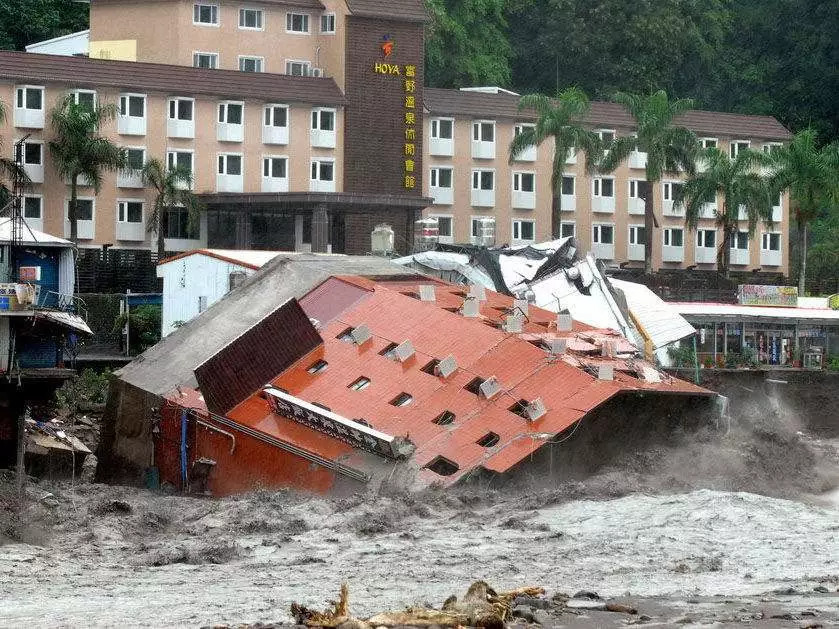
730 140 750 159
21 139 43 166
262 155 289 179
597 128 616 143
123 146 146 170
592 176 615 198
628 179 645 199
701 137 718 149
592 223 615 245
763 142 783 154
560 222 575 238
430 167 453 189
116 198 144 224
238 7 264 30
561 174 575 196
168 97 195 122
471 169 495 191
311 158 335 182
320 12 336 34
286 12 310 34
430 214 454 241
193 3 219 26
663 227 684 248
285 59 311 76
119 93 146 119
628 224 646 245
472 120 495 143
70 89 97 110
238 56 264 73
512 171 536 193
761 232 782 251
311 107 336 132
218 101 244 124
264 104 289 128
22 194 43 219
15 85 45 112
167 149 195 187
512 219 536 243
730 231 750 251
430 117 454 140
193 51 219 69
696 229 716 248
217 153 243 176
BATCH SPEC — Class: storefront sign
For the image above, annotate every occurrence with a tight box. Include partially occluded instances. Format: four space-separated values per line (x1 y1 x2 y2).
737 284 798 307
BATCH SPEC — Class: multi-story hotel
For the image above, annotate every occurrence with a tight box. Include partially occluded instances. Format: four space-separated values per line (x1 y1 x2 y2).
0 0 792 274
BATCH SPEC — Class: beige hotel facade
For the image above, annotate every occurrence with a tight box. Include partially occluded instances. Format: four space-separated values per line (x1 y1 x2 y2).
0 0 792 275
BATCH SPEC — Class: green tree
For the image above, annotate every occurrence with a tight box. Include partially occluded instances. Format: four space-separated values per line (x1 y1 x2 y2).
768 129 839 293
141 157 203 258
681 147 774 277
508 87 599 238
598 91 698 273
425 0 512 88
48 95 125 242
0 0 88 51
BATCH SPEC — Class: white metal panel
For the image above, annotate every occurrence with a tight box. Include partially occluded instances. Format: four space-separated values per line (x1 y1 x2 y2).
0 317 9 372
58 247 75 297
611 278 696 349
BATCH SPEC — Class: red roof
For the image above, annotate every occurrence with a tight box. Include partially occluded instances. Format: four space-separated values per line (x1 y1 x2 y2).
175 275 710 487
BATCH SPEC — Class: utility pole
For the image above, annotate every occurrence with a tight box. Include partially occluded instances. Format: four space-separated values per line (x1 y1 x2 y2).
11 136 28 493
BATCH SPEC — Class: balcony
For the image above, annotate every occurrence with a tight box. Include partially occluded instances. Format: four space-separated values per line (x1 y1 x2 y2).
471 188 495 207
430 136 453 157
117 170 144 188
737 205 748 221
14 107 44 129
118 114 146 136
310 178 336 193
695 246 716 264
471 138 495 160
310 127 336 149
430 185 453 206
761 248 782 267
662 198 684 217
592 242 615 260
25 216 44 232
700 202 717 219
627 243 644 261
561 194 575 212
629 150 647 169
771 205 782 223
730 248 750 266
218 121 244 143
514 145 536 162
168 118 194 139
263 125 289 145
116 221 145 241
591 196 615 213
64 219 94 240
628 197 645 215
216 173 243 193
262 175 289 193
23 161 44 184
512 189 536 210
662 245 685 263
565 149 577 165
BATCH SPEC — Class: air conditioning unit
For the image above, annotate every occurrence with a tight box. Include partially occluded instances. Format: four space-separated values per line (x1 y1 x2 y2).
350 324 372 345
461 297 480 318
479 376 501 399
597 365 614 381
556 313 573 331
512 298 529 315
418 284 436 302
547 337 567 355
525 398 547 421
436 355 457 378
470 217 496 246
311 67 325 77
393 340 415 362
502 314 523 333
467 283 486 301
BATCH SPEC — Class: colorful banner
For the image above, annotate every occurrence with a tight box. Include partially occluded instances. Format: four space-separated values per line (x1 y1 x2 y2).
737 284 798 307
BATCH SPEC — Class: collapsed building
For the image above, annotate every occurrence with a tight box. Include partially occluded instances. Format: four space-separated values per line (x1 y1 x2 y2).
98 253 717 495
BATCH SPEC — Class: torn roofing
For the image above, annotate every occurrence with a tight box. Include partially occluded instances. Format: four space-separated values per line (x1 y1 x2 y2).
116 254 422 396
347 0 427 21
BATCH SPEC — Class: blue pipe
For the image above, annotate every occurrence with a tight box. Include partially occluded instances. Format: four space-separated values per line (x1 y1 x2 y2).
180 409 188 490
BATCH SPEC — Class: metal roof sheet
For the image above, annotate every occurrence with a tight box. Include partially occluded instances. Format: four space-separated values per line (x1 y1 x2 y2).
158 249 288 270
673 301 839 322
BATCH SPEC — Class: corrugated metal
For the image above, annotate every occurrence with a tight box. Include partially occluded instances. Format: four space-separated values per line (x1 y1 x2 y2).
611 279 696 349
194 299 323 415
348 0 427 21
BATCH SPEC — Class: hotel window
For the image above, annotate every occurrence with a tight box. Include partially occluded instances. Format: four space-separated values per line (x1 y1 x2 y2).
731 231 749 250
311 108 335 131
730 140 750 159
592 224 614 244
218 153 242 176
239 56 263 72
763 142 783 154
472 170 494 191
263 156 287 178
512 219 535 242
286 12 310 33
124 147 145 170
239 8 263 29
167 150 194 175
23 141 42 166
629 225 646 245
560 222 575 238
218 102 243 124
597 129 615 143
72 199 94 221
71 89 96 111
697 229 716 248
435 216 453 239
561 175 575 195
193 3 218 25
514 123 535 137
193 52 218 69
701 137 718 149
311 159 334 182
592 177 614 198
117 200 143 224
663 228 684 247
762 232 781 251
119 94 145 118
628 179 645 199
472 121 495 142
23 196 42 219
348 376 370 391
430 167 452 188
513 172 535 192
431 118 453 139
285 60 311 76
16 86 44 111
168 98 194 121
264 105 288 128
663 181 684 201
166 207 199 239
321 13 336 33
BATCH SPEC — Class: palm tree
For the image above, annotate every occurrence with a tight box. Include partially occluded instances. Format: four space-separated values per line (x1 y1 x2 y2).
48 95 125 242
509 87 599 238
141 158 203 257
768 129 839 294
598 91 699 273
681 147 774 277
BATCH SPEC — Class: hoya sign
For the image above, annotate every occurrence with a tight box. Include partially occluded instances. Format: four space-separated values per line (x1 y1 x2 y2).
737 284 798 307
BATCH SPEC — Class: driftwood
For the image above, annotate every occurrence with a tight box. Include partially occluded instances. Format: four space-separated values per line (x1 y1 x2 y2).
291 581 545 628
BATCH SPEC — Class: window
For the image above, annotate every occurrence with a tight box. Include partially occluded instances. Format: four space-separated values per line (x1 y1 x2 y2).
435 216 453 238
264 105 288 128
239 56 263 72
390 392 413 407
476 432 500 447
119 94 145 118
697 229 716 248
628 179 646 199
731 231 749 250
561 175 574 196
320 13 336 33
663 182 684 201
663 228 684 247
193 52 218 69
124 148 145 170
472 121 495 142
218 153 242 176
239 8 263 29
193 3 218 25
730 140 750 158
430 167 452 188
311 108 335 131
117 200 143 223
464 376 486 395
763 142 783 154
218 102 243 124
628 225 646 245
512 219 535 242
702 138 718 149
23 142 42 165
166 207 199 239
307 359 328 374
23 196 42 219
560 222 575 238
420 358 441 374
514 123 534 138
472 170 494 191
168 98 194 121
311 159 334 182
286 12 310 33
348 376 370 391
263 157 287 178
432 410 455 425
431 118 453 139
762 232 781 251
73 199 94 221
597 129 615 143
513 172 535 192
71 90 96 111
16 86 43 110
592 224 614 244
167 150 193 174
593 177 614 197
285 60 311 76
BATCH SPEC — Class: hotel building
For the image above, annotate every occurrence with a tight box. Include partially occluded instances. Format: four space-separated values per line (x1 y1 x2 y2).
0 0 792 274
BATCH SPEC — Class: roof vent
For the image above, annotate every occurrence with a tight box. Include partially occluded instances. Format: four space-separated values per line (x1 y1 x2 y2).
393 339 415 362
350 324 372 345
436 355 457 378
468 284 487 301
557 313 573 331
461 297 480 318
642 366 662 383
547 337 567 355
601 340 617 358
502 314 523 333
525 397 547 421
309 317 321 329
512 298 529 315
418 284 436 302
479 376 501 399
597 365 614 381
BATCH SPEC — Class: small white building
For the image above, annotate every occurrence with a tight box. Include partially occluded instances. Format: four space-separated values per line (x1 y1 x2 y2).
25 30 90 56
157 249 282 337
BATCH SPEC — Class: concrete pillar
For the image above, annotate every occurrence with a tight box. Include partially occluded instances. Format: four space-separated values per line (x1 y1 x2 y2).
311 205 329 253
234 213 251 249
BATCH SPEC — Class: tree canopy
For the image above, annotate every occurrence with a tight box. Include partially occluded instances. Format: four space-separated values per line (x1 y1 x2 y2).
0 0 88 51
